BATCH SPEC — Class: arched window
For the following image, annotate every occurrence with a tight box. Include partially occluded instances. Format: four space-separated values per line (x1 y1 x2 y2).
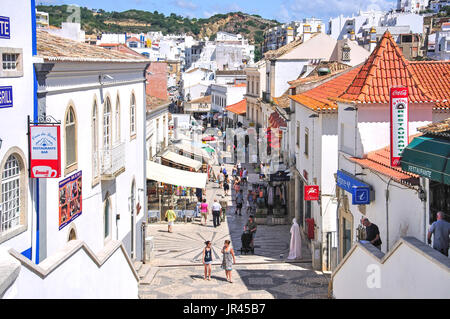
65 106 77 169
92 101 99 178
130 93 136 136
103 97 112 150
115 94 121 143
1 155 21 233
104 195 111 240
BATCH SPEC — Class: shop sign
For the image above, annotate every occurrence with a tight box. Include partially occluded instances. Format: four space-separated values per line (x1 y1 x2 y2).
0 86 13 108
336 170 372 205
390 87 409 167
0 16 10 39
58 171 82 230
270 170 290 182
304 185 319 201
29 125 61 178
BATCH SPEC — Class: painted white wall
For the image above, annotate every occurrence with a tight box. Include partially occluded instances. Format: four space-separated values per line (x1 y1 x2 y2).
2 241 138 299
0 0 34 258
273 60 308 97
332 238 450 299
37 62 147 261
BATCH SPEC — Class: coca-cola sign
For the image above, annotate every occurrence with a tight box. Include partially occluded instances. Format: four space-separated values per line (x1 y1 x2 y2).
390 87 409 167
304 185 319 201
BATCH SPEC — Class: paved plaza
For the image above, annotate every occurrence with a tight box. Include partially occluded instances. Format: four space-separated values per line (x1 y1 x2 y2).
139 163 330 299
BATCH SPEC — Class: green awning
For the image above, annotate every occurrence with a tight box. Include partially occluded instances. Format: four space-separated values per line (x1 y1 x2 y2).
401 136 450 185
202 146 215 154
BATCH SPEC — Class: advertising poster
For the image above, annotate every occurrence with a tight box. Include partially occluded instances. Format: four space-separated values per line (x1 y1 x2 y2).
390 87 409 167
30 125 61 178
59 171 82 230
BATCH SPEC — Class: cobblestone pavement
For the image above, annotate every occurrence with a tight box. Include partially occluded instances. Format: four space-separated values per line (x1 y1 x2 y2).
140 162 330 299
139 263 330 299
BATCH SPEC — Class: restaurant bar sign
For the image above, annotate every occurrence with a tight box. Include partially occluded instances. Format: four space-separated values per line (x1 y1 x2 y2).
0 86 13 109
29 125 61 178
390 87 409 167
0 16 10 39
336 170 373 205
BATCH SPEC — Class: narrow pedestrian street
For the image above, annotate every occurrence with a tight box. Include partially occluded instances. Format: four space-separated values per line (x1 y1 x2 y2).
138 163 330 299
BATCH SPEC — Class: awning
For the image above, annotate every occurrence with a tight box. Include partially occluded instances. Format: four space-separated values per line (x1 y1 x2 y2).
401 136 450 185
173 141 212 163
146 161 207 188
161 151 202 171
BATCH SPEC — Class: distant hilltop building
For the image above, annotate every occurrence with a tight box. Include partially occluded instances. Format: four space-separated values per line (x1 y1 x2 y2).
263 18 326 53
397 0 430 13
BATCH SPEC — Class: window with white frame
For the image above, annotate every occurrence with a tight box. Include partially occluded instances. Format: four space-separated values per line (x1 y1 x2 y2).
115 95 121 143
103 98 112 150
1 155 20 233
130 94 136 136
65 106 77 169
92 101 99 178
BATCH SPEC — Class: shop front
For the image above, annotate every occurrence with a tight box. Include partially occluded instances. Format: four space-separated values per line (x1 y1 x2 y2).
401 134 450 223
146 161 208 221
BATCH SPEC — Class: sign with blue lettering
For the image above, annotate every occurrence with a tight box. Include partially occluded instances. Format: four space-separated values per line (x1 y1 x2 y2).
336 170 372 205
0 16 10 39
0 86 13 108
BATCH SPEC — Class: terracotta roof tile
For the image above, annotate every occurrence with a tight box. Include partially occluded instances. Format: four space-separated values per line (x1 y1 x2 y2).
288 66 362 112
226 99 246 115
349 135 421 186
37 30 148 63
339 31 434 104
418 117 450 137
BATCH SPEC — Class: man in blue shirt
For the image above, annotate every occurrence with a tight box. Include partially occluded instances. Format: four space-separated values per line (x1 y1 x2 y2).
428 211 450 257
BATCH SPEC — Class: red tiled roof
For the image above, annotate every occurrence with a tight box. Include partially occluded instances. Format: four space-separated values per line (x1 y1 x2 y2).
339 31 434 104
226 99 246 115
410 61 450 109
126 37 140 42
37 30 148 62
269 111 287 128
349 135 421 186
288 66 362 112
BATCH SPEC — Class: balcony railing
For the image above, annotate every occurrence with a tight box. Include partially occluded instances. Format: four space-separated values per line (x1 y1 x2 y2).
262 91 271 103
99 142 126 179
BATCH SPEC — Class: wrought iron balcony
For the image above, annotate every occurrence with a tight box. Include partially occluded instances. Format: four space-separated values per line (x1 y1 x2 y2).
262 91 271 103
99 142 126 179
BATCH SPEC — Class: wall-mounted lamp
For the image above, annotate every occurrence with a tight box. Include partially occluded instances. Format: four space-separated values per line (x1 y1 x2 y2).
0 137 2 150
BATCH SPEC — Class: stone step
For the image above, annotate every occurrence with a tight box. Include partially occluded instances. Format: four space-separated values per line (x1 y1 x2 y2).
140 267 159 285
133 260 143 272
138 263 152 280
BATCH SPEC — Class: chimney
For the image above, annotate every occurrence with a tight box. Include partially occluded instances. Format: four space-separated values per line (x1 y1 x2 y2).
369 26 377 52
286 26 294 44
303 24 312 42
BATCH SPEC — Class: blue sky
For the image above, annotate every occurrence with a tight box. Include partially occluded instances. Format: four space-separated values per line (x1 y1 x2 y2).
38 0 397 22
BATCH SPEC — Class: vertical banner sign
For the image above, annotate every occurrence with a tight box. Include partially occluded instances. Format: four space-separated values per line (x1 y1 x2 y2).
59 171 82 230
30 125 61 178
0 16 10 39
304 185 320 201
390 87 409 167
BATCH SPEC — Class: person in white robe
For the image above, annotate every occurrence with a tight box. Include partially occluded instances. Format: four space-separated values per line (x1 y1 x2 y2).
288 218 302 260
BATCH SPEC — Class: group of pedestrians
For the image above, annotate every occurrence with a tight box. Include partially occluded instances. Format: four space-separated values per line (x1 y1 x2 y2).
201 239 236 283
197 198 223 228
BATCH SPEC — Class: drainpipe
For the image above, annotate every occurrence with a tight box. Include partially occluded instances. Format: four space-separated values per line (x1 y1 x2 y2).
31 0 40 264
385 178 393 252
